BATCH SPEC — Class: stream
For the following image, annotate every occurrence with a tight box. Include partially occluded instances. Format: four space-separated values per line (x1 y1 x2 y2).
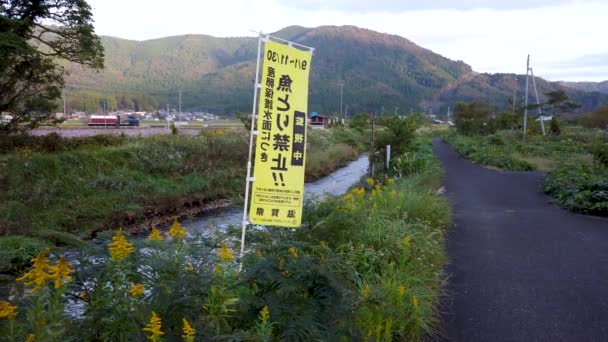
180 154 369 235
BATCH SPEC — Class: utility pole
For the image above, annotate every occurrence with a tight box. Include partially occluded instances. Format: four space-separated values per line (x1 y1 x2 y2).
529 68 546 135
512 76 517 128
167 103 170 130
178 91 182 123
523 54 530 142
338 82 344 120
63 90 66 119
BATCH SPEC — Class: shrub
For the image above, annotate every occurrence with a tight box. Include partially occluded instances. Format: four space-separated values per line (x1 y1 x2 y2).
454 102 497 136
543 163 608 215
0 235 49 273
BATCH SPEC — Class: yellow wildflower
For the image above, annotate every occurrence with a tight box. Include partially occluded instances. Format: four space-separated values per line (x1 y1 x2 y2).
387 178 395 185
0 300 17 319
390 189 397 197
80 291 89 301
25 334 35 342
168 218 187 240
16 248 52 293
352 187 365 197
367 330 373 337
259 306 270 324
412 296 419 309
143 311 164 342
148 227 164 241
182 318 196 342
374 184 382 192
213 265 222 274
366 177 375 186
342 193 354 201
362 285 370 298
217 241 235 262
184 262 194 271
288 247 298 258
373 203 378 210
129 284 145 297
48 256 74 289
256 250 263 257
108 228 134 261
398 285 406 297
403 235 412 247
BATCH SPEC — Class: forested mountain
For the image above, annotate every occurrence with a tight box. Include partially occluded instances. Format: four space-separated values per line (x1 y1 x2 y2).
559 80 608 94
63 25 608 114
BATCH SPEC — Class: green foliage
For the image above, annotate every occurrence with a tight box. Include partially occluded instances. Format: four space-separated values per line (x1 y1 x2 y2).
592 142 608 168
0 236 49 273
0 133 127 154
3 130 449 341
443 131 535 171
543 163 608 215
454 102 497 136
348 113 370 131
0 133 248 238
0 0 104 133
580 105 608 129
550 116 561 135
375 116 417 156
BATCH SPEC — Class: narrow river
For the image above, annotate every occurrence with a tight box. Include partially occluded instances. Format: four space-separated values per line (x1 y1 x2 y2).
180 154 369 235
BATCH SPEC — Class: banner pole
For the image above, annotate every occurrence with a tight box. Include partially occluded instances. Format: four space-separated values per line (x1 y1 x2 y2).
239 35 264 272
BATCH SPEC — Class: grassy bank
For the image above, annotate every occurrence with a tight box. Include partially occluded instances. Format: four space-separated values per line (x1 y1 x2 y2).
442 128 608 215
0 128 366 248
0 133 450 341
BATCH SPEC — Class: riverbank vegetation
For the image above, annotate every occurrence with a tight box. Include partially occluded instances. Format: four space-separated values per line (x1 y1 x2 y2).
0 127 450 341
442 103 608 215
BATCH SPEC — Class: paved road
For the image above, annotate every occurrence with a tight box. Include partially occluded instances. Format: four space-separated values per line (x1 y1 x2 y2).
434 138 608 342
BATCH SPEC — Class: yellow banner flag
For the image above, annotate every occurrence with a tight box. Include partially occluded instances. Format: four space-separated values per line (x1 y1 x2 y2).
249 40 312 227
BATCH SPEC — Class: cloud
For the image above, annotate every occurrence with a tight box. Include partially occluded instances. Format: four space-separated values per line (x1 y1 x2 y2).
282 0 577 11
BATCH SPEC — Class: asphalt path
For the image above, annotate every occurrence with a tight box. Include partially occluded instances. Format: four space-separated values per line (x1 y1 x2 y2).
434 138 608 342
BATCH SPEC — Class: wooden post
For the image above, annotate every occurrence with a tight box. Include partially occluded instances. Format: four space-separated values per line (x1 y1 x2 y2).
369 112 375 178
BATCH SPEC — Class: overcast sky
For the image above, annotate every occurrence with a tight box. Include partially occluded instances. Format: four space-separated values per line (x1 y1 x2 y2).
88 0 607 82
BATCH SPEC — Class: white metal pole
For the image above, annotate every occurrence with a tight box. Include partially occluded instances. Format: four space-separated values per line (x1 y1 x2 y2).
523 55 530 141
239 35 264 271
530 68 545 135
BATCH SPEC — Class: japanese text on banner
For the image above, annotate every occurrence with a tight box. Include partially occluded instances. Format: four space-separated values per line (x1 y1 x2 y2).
249 40 312 227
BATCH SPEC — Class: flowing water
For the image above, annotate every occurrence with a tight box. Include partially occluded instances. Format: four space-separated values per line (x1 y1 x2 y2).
180 154 369 235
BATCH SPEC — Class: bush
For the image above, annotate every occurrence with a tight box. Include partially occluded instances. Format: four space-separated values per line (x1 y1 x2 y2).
454 102 497 136
0 235 49 273
0 133 127 154
580 105 608 129
543 163 608 215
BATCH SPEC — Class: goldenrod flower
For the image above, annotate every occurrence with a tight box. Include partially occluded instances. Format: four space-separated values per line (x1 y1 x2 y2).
352 187 365 197
143 311 164 342
213 265 222 274
182 318 195 341
366 177 375 186
342 193 354 201
169 218 187 240
16 248 52 293
398 285 406 297
25 334 35 342
148 227 164 241
403 235 412 247
129 284 145 297
217 241 235 262
258 306 270 325
0 300 17 319
412 296 419 309
288 247 298 258
48 256 75 289
108 228 134 261
362 285 370 298
387 178 395 185
390 189 397 197
374 184 382 192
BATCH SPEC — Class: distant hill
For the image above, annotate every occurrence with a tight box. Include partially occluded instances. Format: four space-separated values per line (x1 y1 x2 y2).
559 80 608 94
64 25 608 114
